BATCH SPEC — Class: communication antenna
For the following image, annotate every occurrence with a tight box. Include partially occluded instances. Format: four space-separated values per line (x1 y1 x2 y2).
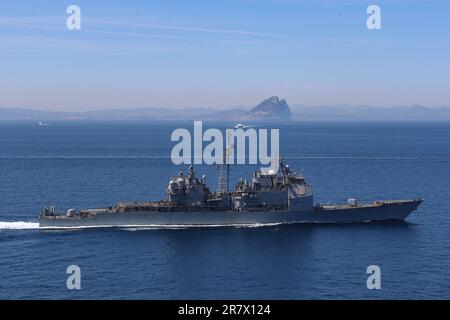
216 130 234 193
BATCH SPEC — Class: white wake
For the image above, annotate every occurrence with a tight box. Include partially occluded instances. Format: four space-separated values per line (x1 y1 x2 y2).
121 222 285 231
0 221 39 230
0 221 287 231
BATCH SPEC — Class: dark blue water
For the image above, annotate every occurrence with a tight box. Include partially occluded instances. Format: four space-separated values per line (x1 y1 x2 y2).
1 121 449 299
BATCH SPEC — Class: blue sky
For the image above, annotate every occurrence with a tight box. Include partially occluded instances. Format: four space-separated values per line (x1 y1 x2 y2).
0 0 449 111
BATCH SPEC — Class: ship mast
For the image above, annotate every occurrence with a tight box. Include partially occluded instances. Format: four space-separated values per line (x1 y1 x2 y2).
216 160 228 194
216 131 233 193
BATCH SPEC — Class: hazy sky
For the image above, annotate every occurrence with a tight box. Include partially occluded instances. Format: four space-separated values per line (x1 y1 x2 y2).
0 0 449 111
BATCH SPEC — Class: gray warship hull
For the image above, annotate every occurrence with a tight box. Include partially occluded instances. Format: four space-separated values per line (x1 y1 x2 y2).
39 199 422 229
39 161 423 229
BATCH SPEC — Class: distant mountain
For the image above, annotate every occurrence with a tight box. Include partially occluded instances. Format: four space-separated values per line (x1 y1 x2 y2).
0 108 78 120
200 108 248 121
204 96 293 122
2 100 450 122
0 107 215 121
291 104 450 121
82 107 214 120
243 96 292 121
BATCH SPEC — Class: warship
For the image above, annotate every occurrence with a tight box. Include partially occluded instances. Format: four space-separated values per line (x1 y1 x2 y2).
38 160 422 228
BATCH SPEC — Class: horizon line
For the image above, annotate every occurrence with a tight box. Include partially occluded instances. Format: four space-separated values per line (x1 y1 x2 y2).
1 104 450 113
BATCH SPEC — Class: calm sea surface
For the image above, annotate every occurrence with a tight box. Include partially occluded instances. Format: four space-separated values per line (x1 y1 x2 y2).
1 121 449 299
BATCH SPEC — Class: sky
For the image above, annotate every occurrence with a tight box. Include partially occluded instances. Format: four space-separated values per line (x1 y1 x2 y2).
0 0 449 111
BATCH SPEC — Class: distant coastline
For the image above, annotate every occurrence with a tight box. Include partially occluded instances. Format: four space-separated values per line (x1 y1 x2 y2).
2 101 450 122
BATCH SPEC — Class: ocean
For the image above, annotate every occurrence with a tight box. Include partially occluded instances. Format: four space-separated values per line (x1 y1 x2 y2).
1 121 449 299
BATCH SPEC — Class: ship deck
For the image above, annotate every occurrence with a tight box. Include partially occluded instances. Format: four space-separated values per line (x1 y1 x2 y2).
316 199 422 211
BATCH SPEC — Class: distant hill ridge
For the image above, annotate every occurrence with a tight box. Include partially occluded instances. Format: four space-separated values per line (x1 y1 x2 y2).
244 96 292 121
203 96 293 121
1 97 450 121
